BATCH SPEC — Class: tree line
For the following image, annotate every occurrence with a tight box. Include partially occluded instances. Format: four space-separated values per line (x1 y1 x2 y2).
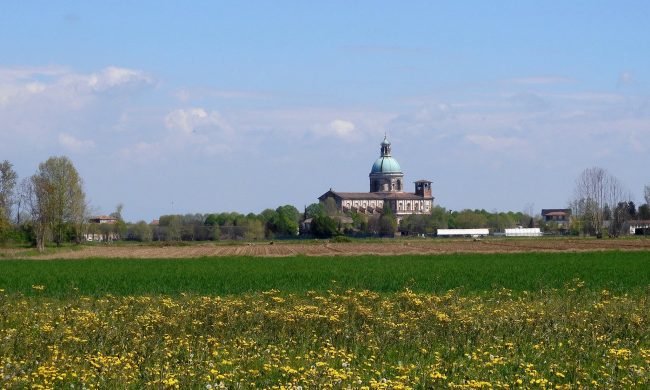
2 157 649 250
0 157 86 251
569 167 650 237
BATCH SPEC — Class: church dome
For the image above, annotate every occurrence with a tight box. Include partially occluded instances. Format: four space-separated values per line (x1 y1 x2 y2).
371 156 402 173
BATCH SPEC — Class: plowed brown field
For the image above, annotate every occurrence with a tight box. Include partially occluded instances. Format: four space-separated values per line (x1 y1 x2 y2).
12 238 650 259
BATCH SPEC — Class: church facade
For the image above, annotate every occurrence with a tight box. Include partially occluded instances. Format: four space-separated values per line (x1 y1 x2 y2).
319 136 434 221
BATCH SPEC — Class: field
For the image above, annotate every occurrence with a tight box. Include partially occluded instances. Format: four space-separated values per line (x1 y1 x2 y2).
0 251 649 297
1 245 649 388
2 236 650 260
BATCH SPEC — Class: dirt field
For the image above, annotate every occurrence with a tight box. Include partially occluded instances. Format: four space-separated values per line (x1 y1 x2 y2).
6 237 649 259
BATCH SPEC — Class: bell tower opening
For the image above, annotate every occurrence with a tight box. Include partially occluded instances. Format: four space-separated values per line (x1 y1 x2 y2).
414 180 432 197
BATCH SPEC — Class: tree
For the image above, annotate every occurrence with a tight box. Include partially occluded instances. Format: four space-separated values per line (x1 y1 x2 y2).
273 205 300 236
0 160 18 224
21 176 50 251
400 214 429 235
454 210 488 229
110 203 127 240
639 204 650 220
131 220 153 242
571 167 628 236
645 185 650 207
243 219 265 240
348 210 368 233
159 214 182 241
310 213 337 238
400 207 449 236
23 157 87 250
610 201 635 237
378 202 397 236
305 203 325 219
323 197 339 217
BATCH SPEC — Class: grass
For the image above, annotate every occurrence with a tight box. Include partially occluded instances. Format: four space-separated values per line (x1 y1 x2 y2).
1 250 648 297
1 251 648 388
2 285 648 388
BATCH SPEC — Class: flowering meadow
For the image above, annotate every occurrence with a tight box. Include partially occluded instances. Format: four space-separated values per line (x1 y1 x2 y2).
1 283 649 389
1 251 649 388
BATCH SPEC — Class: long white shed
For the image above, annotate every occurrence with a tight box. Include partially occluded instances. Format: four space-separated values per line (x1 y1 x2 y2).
504 228 543 237
437 228 490 237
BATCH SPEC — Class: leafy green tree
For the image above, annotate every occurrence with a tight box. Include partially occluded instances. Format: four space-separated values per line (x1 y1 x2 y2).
400 214 427 235
311 213 337 238
379 202 397 236
348 210 368 233
274 205 300 236
131 221 153 242
243 219 265 240
27 157 87 248
305 203 325 219
0 160 17 226
486 212 515 232
430 206 449 229
323 198 339 217
159 215 182 241
453 210 488 229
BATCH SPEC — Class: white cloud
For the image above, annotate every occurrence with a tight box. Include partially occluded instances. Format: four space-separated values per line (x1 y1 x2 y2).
173 87 270 102
329 119 356 138
0 66 154 108
86 66 154 92
465 134 526 151
164 107 230 135
0 65 156 150
118 141 163 162
309 119 361 141
509 76 574 85
618 71 634 87
58 133 95 153
119 107 233 162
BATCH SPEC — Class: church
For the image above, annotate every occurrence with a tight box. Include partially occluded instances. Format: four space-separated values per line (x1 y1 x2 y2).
319 136 434 222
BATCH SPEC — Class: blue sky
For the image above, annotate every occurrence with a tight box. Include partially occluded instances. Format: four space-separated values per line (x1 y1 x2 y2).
1 1 649 221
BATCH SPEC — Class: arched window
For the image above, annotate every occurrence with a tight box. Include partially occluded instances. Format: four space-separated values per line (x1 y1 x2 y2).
397 180 402 191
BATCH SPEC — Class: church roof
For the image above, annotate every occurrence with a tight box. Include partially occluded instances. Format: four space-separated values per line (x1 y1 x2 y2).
319 190 431 201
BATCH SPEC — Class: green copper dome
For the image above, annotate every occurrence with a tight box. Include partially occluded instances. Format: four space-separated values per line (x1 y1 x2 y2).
371 156 402 173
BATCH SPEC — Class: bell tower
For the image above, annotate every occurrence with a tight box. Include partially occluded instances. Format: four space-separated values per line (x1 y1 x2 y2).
381 136 391 156
414 180 432 197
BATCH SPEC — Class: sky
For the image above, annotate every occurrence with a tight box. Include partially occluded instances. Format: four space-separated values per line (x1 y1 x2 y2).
1 1 649 221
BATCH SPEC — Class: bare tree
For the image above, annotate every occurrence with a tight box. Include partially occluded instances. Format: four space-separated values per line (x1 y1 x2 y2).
571 167 629 236
645 185 650 206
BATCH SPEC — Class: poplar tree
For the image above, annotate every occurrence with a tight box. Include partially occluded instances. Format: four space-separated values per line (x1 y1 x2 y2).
26 156 87 250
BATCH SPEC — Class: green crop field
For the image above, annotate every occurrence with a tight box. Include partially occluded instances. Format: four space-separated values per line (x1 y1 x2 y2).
1 251 649 388
0 250 649 297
